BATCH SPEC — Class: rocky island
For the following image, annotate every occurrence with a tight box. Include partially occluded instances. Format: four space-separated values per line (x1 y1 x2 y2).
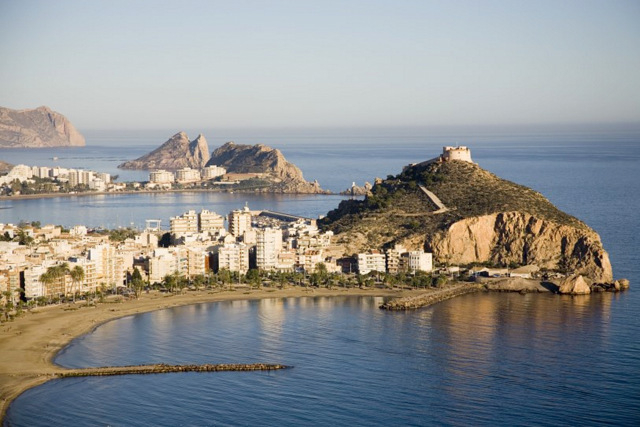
118 133 328 194
118 131 210 170
208 141 328 194
0 106 85 148
321 146 614 284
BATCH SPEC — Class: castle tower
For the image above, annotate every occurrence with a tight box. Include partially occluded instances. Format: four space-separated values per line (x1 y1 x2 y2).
441 146 472 163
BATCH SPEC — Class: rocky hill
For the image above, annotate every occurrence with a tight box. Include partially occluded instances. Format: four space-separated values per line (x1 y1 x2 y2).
207 142 328 194
118 132 210 170
0 160 13 174
321 159 612 282
0 106 85 148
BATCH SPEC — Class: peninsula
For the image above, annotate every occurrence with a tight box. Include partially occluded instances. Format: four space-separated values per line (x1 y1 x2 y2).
321 146 613 283
0 106 85 148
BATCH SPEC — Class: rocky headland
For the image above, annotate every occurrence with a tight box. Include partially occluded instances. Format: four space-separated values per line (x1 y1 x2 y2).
207 141 329 194
321 156 616 283
118 131 210 170
0 161 12 174
0 106 85 148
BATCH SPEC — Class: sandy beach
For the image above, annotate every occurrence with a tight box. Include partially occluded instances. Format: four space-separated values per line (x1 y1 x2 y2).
0 286 419 421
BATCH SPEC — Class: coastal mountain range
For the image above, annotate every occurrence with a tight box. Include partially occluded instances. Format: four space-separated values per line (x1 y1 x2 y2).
118 132 328 194
0 106 85 148
321 158 612 282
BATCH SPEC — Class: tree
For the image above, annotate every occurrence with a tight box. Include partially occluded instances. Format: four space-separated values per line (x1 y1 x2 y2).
40 263 70 301
245 269 261 289
70 265 85 303
131 267 145 298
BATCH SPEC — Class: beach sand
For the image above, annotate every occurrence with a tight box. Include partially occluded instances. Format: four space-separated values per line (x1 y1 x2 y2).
0 286 419 421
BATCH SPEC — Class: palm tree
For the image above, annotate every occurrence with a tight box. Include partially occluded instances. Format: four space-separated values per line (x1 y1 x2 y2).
70 266 85 303
40 263 70 302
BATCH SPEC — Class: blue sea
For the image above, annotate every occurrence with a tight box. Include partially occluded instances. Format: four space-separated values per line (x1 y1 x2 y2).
2 128 640 425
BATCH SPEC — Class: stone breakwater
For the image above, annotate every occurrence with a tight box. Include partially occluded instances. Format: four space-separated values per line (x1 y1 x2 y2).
380 284 480 310
59 363 292 378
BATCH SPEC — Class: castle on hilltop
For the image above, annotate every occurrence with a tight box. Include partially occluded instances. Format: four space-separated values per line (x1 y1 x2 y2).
440 146 473 163
403 145 474 172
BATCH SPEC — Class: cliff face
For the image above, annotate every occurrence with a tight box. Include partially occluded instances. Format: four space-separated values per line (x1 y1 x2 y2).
118 132 210 170
207 142 328 194
322 159 613 282
0 106 85 148
429 212 612 282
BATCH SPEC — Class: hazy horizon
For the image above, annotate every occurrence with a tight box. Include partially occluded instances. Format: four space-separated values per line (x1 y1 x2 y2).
2 1 639 130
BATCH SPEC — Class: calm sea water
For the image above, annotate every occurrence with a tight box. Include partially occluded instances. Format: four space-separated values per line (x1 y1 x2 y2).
3 129 640 425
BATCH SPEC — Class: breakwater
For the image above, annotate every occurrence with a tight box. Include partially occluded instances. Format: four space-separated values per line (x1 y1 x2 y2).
380 283 480 310
59 363 292 378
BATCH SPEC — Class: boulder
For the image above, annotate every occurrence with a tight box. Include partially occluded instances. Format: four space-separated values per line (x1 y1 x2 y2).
558 275 591 295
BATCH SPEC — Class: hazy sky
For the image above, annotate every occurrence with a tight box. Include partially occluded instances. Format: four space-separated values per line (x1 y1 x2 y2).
1 0 639 130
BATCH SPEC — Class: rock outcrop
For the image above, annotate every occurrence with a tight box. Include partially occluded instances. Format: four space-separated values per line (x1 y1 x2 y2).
429 212 612 282
558 275 591 294
207 142 329 194
322 157 613 282
118 132 210 170
0 106 85 148
340 182 372 196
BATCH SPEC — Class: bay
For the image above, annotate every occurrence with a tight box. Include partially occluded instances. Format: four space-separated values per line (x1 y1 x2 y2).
3 128 640 425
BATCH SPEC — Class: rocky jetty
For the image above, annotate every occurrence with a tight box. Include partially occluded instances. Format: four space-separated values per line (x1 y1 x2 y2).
60 363 292 377
0 106 85 148
322 156 614 283
118 131 210 170
208 141 329 194
380 283 479 310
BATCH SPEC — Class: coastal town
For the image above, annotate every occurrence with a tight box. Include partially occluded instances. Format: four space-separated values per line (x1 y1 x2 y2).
0 162 280 197
0 204 438 314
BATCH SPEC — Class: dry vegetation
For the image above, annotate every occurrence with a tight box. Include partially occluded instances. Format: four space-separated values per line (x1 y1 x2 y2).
321 161 586 252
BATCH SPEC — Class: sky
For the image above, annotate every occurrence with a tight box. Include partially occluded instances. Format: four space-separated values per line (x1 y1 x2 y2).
1 0 639 131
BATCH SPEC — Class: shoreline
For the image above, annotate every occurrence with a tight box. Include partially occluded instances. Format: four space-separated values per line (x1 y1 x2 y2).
0 286 422 422
0 187 337 202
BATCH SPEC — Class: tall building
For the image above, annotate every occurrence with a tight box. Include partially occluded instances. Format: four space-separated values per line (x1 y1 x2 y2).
406 251 433 273
199 210 225 233
357 251 386 275
228 205 252 237
217 243 249 274
256 228 283 270
149 170 175 183
202 165 226 179
170 210 199 236
175 168 201 183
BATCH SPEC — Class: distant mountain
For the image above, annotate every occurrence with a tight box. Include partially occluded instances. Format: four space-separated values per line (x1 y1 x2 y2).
0 106 85 148
207 141 329 194
118 131 210 170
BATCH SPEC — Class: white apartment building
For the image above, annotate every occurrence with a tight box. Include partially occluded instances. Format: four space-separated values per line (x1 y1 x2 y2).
406 251 433 273
149 170 175 183
228 205 252 237
88 243 118 287
170 210 199 236
199 210 225 233
256 228 283 270
357 252 386 275
202 165 227 179
175 168 201 183
217 243 249 274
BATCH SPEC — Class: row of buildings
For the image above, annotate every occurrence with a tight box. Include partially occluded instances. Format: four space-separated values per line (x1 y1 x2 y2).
0 205 433 302
0 164 117 192
148 165 227 188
